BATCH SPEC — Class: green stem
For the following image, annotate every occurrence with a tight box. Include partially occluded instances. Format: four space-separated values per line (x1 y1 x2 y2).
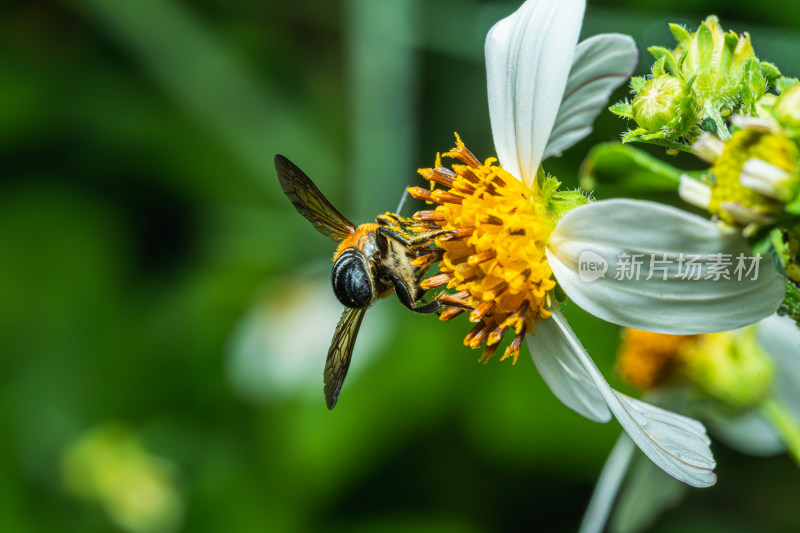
627 137 695 154
705 106 731 141
761 396 800 467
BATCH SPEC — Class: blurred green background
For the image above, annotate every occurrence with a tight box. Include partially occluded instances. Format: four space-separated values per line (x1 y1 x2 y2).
2 1 799 532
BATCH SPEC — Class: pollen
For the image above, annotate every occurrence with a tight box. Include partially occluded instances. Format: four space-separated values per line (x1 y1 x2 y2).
617 329 697 391
408 134 557 364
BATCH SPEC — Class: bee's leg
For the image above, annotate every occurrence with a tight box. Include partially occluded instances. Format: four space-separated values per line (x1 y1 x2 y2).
377 225 453 247
388 273 420 311
409 299 445 314
387 273 439 314
413 249 445 282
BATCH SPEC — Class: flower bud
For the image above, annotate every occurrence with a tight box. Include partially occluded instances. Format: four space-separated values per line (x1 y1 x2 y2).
631 76 685 131
773 84 800 134
681 330 774 410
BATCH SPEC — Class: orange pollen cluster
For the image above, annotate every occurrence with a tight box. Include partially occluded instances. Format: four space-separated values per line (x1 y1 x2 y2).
617 329 698 391
408 135 557 364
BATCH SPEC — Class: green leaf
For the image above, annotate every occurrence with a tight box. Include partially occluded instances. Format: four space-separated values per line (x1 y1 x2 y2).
578 142 683 195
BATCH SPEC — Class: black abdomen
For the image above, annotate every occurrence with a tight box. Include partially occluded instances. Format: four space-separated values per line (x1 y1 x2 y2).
332 249 374 308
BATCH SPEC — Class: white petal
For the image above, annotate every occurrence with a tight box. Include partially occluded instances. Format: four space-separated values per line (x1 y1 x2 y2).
731 115 777 132
485 0 585 186
527 326 611 422
546 199 785 334
756 314 800 420
691 133 725 164
740 158 793 201
545 34 638 159
678 174 711 209
610 443 689 533
709 411 785 456
535 307 717 487
579 435 635 533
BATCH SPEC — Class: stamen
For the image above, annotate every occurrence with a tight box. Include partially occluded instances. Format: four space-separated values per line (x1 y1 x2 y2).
487 324 510 346
421 273 451 290
418 167 456 187
469 300 494 323
431 190 464 205
480 341 501 363
467 250 496 265
468 322 492 349
413 210 446 222
438 227 475 241
439 307 465 321
501 334 524 363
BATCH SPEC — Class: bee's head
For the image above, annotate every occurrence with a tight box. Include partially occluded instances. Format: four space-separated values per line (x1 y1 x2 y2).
332 249 374 308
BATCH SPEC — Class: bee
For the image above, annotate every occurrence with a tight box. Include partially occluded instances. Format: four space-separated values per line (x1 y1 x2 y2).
274 155 450 409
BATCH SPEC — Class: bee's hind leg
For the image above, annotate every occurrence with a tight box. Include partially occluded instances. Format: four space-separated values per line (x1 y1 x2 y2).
389 274 444 315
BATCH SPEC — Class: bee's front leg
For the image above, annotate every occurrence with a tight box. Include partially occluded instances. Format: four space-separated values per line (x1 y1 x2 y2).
376 225 453 247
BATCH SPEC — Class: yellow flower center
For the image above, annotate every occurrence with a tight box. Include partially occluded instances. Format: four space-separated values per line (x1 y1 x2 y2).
408 135 557 363
617 327 774 409
617 329 697 391
708 128 795 223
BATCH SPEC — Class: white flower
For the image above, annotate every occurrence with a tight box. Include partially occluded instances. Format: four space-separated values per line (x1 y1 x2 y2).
483 0 785 487
579 315 800 533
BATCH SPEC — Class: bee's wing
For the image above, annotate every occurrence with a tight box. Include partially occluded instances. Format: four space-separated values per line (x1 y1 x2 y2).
274 155 356 243
324 306 367 409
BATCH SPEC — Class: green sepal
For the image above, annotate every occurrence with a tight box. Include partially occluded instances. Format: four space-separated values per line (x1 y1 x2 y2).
719 32 739 73
762 61 782 84
648 46 678 75
549 190 590 218
621 129 646 143
609 102 633 118
669 23 692 49
630 76 647 94
534 164 547 190
778 279 800 326
694 21 714 72
740 56 767 115
777 77 800 94
652 56 668 77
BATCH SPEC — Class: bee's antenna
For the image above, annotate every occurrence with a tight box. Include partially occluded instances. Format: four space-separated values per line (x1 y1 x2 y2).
395 187 410 215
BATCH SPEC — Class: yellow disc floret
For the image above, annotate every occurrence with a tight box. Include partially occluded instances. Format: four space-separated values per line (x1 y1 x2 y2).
707 127 796 223
617 329 697 391
408 134 558 364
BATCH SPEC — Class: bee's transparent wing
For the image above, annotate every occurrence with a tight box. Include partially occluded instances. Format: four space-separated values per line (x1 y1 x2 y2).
324 306 367 409
274 154 356 242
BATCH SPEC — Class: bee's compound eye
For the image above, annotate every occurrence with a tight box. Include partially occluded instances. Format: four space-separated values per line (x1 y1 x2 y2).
332 250 373 308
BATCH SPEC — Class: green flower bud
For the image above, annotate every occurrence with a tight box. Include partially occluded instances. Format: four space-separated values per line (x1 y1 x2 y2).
673 16 756 107
774 84 800 133
681 329 773 410
631 75 685 131
612 15 780 150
